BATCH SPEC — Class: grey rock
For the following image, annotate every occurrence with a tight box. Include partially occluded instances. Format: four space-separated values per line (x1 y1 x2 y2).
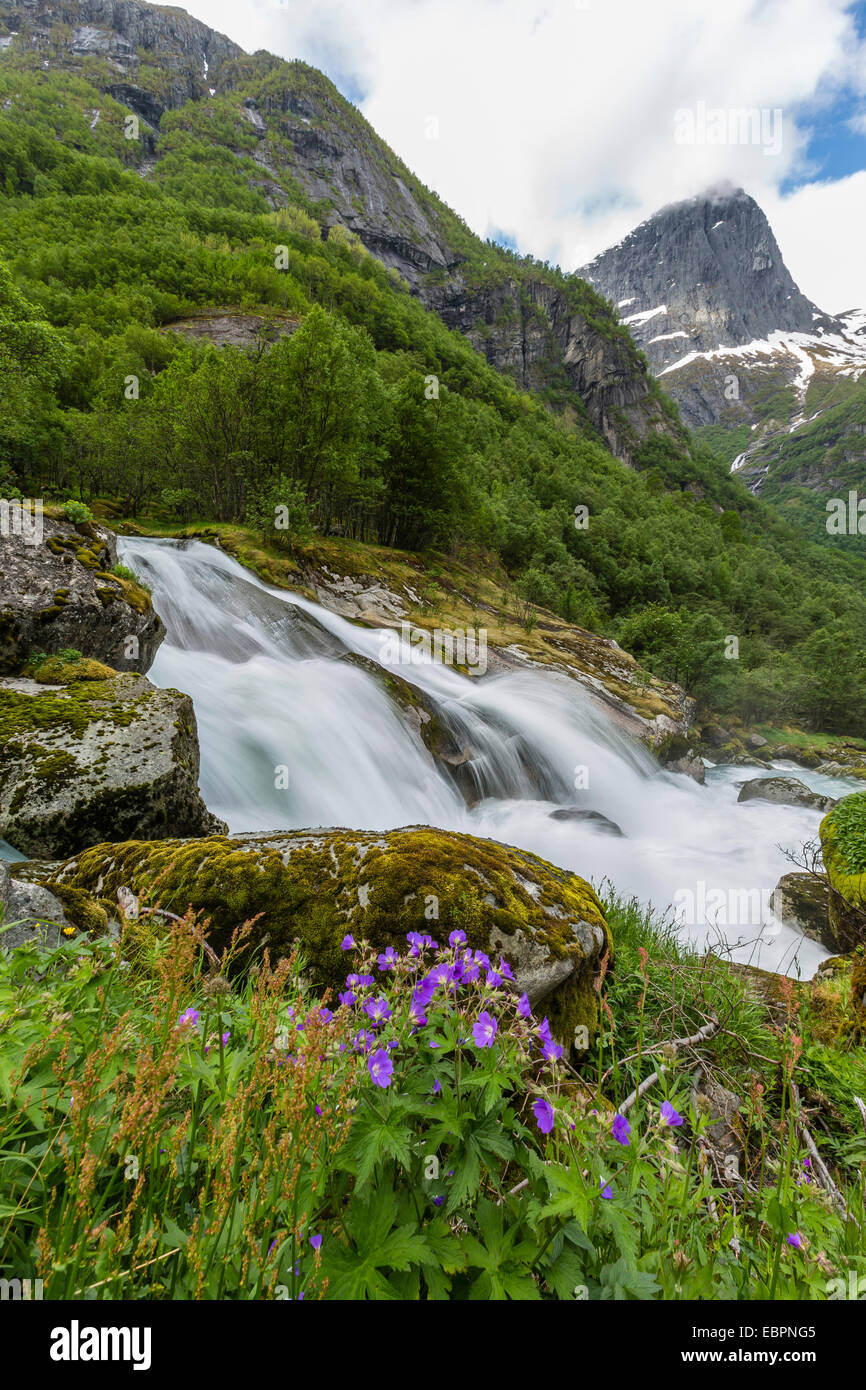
747 733 769 748
0 517 164 674
737 776 836 811
0 858 66 950
702 725 733 748
548 807 624 836
667 753 706 785
580 185 827 377
0 673 226 858
770 871 837 952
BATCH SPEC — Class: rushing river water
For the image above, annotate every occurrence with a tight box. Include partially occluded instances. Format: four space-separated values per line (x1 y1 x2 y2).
119 536 862 979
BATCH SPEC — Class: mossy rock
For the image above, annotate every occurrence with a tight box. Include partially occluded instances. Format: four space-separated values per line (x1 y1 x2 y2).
24 657 117 684
47 827 613 1043
820 799 866 953
0 516 164 676
0 674 226 858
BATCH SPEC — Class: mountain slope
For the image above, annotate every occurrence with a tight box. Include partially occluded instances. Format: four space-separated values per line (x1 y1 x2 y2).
579 185 866 496
0 0 682 465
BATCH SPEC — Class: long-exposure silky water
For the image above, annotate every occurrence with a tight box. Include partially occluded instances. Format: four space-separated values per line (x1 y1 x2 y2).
120 537 861 978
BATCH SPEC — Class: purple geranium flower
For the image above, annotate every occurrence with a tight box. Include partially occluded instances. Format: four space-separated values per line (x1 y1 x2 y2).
310 1233 322 1251
352 1029 376 1052
364 996 393 1024
433 1078 441 1094
338 989 356 1008
340 935 355 950
497 958 514 981
474 950 491 970
377 947 399 971
660 1100 683 1127
517 993 532 1019
538 1016 553 1045
473 1011 498 1048
486 970 503 989
177 1008 200 1028
600 1179 613 1200
368 1048 394 1088
542 1038 563 1063
449 929 467 947
612 1114 631 1146
786 1232 804 1249
533 1098 555 1134
318 1008 332 1024
432 1195 445 1207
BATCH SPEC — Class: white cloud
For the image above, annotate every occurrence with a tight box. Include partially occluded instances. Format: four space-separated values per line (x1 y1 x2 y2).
183 0 866 310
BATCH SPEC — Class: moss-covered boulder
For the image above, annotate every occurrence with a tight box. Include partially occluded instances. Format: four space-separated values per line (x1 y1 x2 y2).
770 871 835 951
0 673 226 858
0 516 163 675
46 827 613 1042
820 795 866 954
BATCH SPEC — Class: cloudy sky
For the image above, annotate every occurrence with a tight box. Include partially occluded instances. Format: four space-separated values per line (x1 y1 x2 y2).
185 0 866 312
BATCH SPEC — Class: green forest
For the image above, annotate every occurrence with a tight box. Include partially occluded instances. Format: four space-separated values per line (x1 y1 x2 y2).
2 59 866 734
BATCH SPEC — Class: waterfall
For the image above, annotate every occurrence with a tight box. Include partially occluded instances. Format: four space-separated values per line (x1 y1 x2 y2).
120 536 860 978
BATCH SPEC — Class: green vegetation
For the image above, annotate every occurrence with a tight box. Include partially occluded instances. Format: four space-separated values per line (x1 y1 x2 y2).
1 882 863 1300
3 57 866 734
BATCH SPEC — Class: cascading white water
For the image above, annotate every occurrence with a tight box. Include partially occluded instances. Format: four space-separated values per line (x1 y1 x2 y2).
120 537 862 979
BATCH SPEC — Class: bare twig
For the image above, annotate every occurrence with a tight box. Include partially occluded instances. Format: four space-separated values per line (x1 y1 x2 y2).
602 1013 719 1088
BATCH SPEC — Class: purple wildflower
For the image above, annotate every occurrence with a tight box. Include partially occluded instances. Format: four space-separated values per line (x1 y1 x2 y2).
310 1233 322 1251
449 929 467 947
473 1011 498 1048
433 1079 441 1094
377 947 399 971
533 1098 555 1134
177 1008 200 1028
542 1038 563 1063
368 1049 394 1088
517 993 532 1019
786 1232 804 1249
612 1114 631 1147
364 996 393 1024
660 1100 683 1127
600 1179 613 1200
340 935 355 950
432 1195 445 1207
338 989 356 1008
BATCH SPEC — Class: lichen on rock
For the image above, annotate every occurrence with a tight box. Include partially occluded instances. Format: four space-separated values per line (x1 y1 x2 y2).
0 673 226 858
0 516 164 676
46 826 612 1043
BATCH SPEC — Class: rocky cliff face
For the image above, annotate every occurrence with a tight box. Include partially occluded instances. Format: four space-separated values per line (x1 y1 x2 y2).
422 272 676 463
578 186 866 442
0 0 682 467
579 185 829 374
